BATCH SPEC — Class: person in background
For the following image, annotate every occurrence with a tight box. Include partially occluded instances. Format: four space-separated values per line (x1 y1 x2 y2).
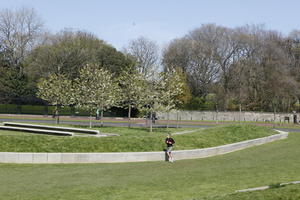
96 108 100 120
165 134 175 162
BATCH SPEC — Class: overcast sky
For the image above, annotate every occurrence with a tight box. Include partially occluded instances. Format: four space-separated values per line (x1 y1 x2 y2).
1 0 300 50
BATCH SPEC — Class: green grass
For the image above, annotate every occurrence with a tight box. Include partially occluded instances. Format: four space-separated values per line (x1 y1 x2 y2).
0 124 276 152
200 183 300 200
0 130 299 200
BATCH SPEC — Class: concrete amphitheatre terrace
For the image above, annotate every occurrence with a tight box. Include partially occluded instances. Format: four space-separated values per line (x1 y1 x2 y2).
1 122 100 135
0 122 119 137
0 122 289 164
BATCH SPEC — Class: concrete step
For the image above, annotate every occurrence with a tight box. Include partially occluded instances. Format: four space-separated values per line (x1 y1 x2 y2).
0 126 73 136
3 122 99 134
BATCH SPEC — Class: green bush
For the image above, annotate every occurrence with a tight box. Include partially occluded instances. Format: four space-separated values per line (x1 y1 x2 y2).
0 104 92 116
21 105 48 115
0 104 19 114
182 96 217 111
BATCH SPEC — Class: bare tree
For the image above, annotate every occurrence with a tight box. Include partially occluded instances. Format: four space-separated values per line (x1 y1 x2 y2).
193 25 241 110
163 24 240 106
231 26 299 112
0 7 43 72
286 30 300 82
163 23 300 112
124 36 159 80
163 37 218 98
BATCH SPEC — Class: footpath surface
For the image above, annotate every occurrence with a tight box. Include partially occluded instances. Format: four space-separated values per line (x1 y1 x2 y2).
1 114 300 131
0 114 217 128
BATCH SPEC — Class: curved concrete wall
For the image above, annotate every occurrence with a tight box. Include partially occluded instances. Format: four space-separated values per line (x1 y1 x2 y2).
0 131 288 164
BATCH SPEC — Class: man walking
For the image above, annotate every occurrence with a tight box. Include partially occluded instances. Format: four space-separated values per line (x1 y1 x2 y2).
165 134 175 162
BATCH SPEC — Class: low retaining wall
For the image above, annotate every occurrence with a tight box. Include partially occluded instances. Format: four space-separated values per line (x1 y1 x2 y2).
3 122 100 134
0 130 288 164
0 126 74 136
158 111 299 122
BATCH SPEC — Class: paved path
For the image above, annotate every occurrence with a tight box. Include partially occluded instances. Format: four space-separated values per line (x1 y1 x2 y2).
0 115 212 128
0 114 300 131
236 180 300 192
172 129 203 135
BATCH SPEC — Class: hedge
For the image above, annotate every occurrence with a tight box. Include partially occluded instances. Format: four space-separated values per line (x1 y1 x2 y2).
0 104 126 117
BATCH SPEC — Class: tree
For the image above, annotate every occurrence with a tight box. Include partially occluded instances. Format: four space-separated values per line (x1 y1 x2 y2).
0 7 44 104
286 30 300 89
163 24 300 112
124 36 159 80
186 24 243 109
227 26 299 112
176 68 192 107
138 68 184 132
260 31 298 113
37 74 74 124
0 7 43 72
75 64 120 127
157 68 184 128
118 67 147 127
25 30 132 81
163 25 223 99
140 83 161 132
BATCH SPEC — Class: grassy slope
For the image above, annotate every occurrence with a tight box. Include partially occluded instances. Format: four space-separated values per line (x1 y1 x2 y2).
201 184 300 200
0 131 299 200
0 125 275 152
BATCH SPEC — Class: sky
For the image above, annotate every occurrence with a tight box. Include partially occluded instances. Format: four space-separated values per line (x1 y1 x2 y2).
1 0 300 50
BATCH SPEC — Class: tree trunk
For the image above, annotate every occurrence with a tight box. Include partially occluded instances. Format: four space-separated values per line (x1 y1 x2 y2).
273 105 276 128
56 113 60 124
239 103 242 123
176 112 179 128
167 112 170 129
100 110 104 127
150 111 153 133
89 113 92 128
128 105 131 128
216 103 219 124
145 115 148 127
55 106 59 125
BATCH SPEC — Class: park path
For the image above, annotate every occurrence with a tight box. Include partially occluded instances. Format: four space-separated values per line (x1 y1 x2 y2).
236 180 300 192
172 129 202 135
1 114 300 132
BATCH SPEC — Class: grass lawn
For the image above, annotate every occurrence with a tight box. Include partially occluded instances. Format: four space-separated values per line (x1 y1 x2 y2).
0 124 276 152
0 130 299 199
201 183 300 200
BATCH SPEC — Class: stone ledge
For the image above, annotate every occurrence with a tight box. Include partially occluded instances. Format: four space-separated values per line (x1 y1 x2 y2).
236 180 300 192
0 130 288 164
0 126 73 136
3 122 99 134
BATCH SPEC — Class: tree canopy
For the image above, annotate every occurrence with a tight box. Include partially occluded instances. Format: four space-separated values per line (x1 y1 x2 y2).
2 7 300 113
